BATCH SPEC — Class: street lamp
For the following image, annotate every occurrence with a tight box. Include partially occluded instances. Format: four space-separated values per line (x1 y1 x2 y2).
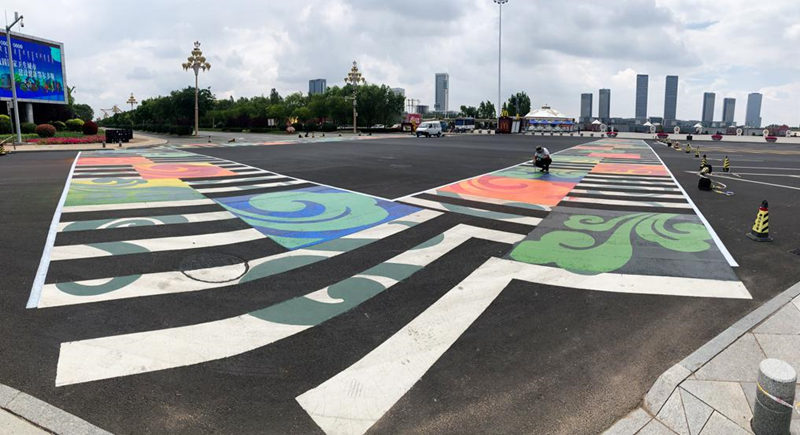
182 41 210 136
4 11 24 144
344 60 365 134
126 93 138 111
494 0 508 119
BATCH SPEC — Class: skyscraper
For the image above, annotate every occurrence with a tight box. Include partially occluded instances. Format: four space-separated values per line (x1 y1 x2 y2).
702 92 716 125
308 79 327 95
580 93 593 123
663 75 678 126
722 98 736 125
434 73 449 112
745 93 763 128
635 74 648 121
599 89 611 122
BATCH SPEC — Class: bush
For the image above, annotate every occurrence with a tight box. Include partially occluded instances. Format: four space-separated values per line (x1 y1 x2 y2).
52 120 67 131
170 125 193 136
0 114 10 134
321 122 337 132
21 122 36 134
35 124 57 138
291 122 303 132
65 118 85 131
303 122 318 132
82 120 99 135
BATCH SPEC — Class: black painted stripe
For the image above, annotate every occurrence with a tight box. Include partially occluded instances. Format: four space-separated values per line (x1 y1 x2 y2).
60 203 226 223
74 166 134 171
54 218 249 246
181 172 275 183
45 237 285 284
191 177 294 189
415 193 550 218
581 177 676 186
567 192 688 203
72 173 140 178
574 184 679 194
581 172 673 179
557 200 694 214
231 168 264 173
201 182 317 199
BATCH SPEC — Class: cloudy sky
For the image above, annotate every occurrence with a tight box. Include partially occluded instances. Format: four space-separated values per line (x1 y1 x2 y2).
5 0 799 125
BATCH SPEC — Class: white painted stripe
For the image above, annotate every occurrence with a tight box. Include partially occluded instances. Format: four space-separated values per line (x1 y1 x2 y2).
563 196 691 209
54 225 522 386
72 170 139 175
429 190 552 211
38 210 441 308
57 211 236 231
26 152 82 309
61 198 216 213
400 196 541 226
570 189 685 199
646 141 739 267
582 173 673 181
709 173 800 192
185 175 282 185
50 228 265 261
224 169 269 176
581 177 676 186
195 179 306 193
577 183 679 192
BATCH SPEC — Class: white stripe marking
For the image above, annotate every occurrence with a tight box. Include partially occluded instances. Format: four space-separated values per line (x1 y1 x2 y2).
50 228 265 261
581 177 676 186
185 175 282 185
399 196 542 226
26 152 82 309
577 183 679 192
708 173 800 192
570 189 685 199
563 196 691 208
57 211 236 231
195 179 306 193
61 198 216 213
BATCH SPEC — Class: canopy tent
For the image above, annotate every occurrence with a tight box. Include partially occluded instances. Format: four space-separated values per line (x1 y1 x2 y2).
524 105 575 129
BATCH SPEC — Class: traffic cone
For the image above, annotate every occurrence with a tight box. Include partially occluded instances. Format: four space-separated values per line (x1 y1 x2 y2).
700 154 708 169
685 143 691 153
694 147 700 158
723 156 730 172
747 200 773 242
0 144 7 156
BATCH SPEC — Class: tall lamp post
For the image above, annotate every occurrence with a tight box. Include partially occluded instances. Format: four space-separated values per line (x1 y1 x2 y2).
182 41 210 136
494 0 508 119
126 93 138 111
344 60 365 134
5 11 24 144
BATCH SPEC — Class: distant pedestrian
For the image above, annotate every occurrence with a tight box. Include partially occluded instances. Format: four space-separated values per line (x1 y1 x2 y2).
533 146 551 172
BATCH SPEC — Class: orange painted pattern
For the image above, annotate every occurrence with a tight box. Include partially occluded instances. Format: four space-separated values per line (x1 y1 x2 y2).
587 153 641 159
440 175 576 206
591 163 669 176
77 157 152 166
133 163 238 179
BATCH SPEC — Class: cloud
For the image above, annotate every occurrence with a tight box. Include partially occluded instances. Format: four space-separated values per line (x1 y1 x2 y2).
5 0 799 126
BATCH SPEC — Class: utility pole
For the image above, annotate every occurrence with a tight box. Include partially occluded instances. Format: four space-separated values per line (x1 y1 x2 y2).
5 11 24 144
494 0 508 119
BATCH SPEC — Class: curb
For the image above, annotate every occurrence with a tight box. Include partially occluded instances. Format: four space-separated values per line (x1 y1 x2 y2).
0 384 111 434
6 136 168 153
642 279 800 417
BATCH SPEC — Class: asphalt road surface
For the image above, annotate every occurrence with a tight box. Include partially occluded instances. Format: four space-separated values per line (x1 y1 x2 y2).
0 133 797 434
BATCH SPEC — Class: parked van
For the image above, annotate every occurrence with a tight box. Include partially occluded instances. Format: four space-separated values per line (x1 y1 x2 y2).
415 121 443 137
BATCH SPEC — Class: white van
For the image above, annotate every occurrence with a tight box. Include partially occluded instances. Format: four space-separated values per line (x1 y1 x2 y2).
415 121 443 137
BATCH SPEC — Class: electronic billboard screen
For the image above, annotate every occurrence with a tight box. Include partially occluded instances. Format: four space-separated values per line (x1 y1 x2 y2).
0 32 67 104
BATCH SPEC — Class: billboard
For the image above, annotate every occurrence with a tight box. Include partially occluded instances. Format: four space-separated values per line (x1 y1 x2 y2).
0 31 67 104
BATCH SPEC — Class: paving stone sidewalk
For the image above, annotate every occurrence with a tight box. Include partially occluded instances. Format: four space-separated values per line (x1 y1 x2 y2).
606 288 800 434
0 384 110 435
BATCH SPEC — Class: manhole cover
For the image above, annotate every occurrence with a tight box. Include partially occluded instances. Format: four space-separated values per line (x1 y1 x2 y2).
179 253 249 283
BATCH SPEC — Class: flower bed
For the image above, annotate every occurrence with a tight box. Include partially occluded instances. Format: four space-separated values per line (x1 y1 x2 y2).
656 132 669 139
29 135 106 145
711 134 723 141
606 131 618 137
765 136 778 143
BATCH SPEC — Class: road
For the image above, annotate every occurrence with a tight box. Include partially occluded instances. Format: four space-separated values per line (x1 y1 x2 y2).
0 133 797 434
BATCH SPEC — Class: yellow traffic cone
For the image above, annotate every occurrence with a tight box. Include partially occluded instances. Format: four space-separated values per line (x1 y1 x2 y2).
723 156 730 172
694 147 700 158
685 143 691 153
747 200 773 242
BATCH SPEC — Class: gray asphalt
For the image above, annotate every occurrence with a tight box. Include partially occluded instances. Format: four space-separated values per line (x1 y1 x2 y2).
0 134 797 434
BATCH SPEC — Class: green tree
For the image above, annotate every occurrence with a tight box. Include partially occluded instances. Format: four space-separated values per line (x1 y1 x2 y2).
269 88 282 105
459 105 478 118
355 84 404 126
72 104 94 121
477 101 496 119
506 91 531 116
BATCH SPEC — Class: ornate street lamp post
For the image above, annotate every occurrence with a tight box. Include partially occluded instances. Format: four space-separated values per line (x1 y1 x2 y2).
493 0 508 118
344 61 366 134
126 93 138 111
182 41 211 136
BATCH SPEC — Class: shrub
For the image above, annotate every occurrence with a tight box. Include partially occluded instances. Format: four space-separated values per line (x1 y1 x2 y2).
174 125 193 135
303 122 318 132
0 114 10 134
65 118 85 131
35 124 57 138
291 122 303 132
321 122 337 132
52 120 67 131
21 122 36 134
82 120 99 135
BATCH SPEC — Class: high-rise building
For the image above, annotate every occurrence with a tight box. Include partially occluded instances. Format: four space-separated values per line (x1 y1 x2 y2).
391 88 405 97
701 92 715 125
434 73 449 112
580 93 593 122
635 74 648 121
745 93 763 128
308 79 327 95
599 89 611 121
663 75 678 126
722 98 736 125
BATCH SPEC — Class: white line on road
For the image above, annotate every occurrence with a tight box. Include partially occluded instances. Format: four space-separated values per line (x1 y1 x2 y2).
708 174 800 191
